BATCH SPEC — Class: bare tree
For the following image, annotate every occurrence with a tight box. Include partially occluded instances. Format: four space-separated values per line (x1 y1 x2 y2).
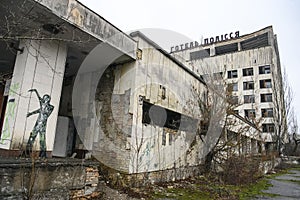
190 65 262 172
272 66 293 154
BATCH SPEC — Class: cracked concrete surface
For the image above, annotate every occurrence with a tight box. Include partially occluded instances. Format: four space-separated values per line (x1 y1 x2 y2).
255 169 300 199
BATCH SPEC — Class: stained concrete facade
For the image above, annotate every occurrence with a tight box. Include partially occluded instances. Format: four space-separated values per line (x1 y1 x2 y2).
0 0 209 177
0 0 137 156
0 0 285 184
84 32 209 174
0 40 67 152
172 26 286 152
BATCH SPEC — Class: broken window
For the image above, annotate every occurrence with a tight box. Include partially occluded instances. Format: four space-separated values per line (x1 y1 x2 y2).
244 109 256 118
261 93 272 102
213 72 223 79
142 101 197 131
260 79 272 88
215 43 238 55
241 33 269 50
228 95 239 105
262 123 275 133
259 65 271 74
242 67 254 76
227 83 238 92
190 49 210 60
227 70 238 79
243 81 254 90
162 130 166 146
261 108 273 117
160 85 166 100
244 95 255 104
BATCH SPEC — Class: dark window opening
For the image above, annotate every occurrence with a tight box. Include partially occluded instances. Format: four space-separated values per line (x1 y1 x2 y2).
215 43 238 55
142 101 197 131
162 130 166 146
245 109 256 118
190 49 210 60
262 123 275 133
242 67 254 76
241 32 269 50
160 85 166 100
243 81 254 90
0 83 8 134
261 108 273 117
227 83 238 92
228 70 238 79
259 65 271 74
261 93 272 102
228 95 239 105
260 79 272 88
244 95 255 104
213 72 223 79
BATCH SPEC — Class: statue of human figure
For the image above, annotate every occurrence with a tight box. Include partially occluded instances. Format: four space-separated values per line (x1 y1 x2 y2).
26 89 54 158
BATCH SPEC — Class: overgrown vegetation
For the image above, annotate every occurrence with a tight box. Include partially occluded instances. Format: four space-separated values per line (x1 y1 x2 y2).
110 162 299 200
220 156 261 185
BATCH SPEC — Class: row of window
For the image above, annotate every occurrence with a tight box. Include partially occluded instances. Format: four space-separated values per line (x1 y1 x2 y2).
228 79 272 91
228 65 271 79
238 108 274 118
230 93 272 104
234 110 275 132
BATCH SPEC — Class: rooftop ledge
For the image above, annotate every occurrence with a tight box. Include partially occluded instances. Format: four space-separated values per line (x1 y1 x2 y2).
34 0 137 59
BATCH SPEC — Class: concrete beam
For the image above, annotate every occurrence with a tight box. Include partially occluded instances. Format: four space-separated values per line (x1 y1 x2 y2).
34 0 137 59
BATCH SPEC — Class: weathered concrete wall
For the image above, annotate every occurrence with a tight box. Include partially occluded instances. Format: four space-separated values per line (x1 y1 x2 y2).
0 39 66 152
127 35 208 174
35 0 137 59
80 34 208 175
0 159 100 199
93 66 133 172
100 163 205 187
173 27 283 144
192 46 274 142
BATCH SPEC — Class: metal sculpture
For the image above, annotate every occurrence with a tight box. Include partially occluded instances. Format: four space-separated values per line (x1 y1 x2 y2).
26 89 54 158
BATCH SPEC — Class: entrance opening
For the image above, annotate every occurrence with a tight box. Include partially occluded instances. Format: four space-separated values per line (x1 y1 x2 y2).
0 40 17 137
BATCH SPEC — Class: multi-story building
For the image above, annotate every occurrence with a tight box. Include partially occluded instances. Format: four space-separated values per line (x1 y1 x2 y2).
172 26 287 153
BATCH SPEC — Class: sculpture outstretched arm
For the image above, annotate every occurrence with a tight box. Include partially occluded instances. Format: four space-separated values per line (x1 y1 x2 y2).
28 89 42 101
27 109 40 117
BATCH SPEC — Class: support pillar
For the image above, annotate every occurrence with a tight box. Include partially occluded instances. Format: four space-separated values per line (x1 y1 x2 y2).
0 39 66 155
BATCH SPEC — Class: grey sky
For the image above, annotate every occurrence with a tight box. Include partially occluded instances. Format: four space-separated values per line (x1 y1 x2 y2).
80 0 300 127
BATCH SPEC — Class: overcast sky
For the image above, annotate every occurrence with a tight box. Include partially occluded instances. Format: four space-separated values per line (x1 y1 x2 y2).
80 0 300 126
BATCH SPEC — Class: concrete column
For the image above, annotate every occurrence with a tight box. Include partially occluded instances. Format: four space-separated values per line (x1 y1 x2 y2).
210 46 215 56
0 39 67 153
238 42 242 51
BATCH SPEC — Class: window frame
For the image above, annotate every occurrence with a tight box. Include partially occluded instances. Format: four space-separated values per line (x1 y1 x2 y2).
227 82 238 92
245 109 256 118
261 108 274 117
260 79 272 89
242 67 254 76
244 95 255 104
262 123 275 133
261 93 272 103
259 65 271 74
243 81 254 90
228 70 238 79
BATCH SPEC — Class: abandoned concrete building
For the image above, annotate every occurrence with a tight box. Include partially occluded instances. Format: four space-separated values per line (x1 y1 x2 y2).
172 26 286 154
0 0 286 194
